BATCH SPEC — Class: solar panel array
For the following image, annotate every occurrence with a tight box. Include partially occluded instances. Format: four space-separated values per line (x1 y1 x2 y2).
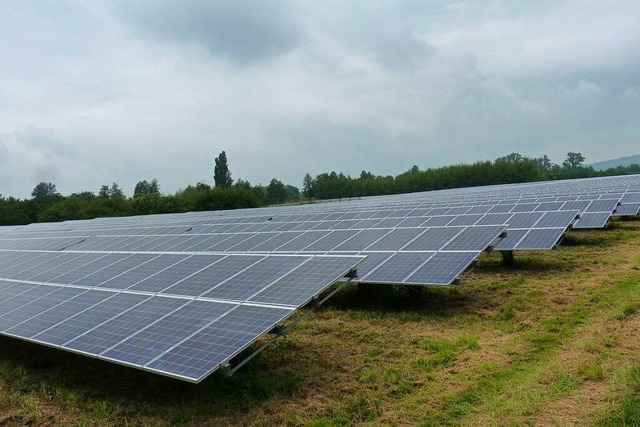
0 251 362 382
1 174 639 382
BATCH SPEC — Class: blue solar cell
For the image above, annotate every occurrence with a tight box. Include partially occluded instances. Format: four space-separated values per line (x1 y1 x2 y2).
421 216 455 226
613 203 640 216
0 252 63 279
492 229 528 250
586 199 619 213
96 254 189 289
201 256 306 301
302 230 359 252
32 293 149 346
50 253 132 285
535 210 579 228
404 252 477 285
402 227 464 251
72 254 158 287
0 287 84 331
507 212 543 229
6 290 113 338
362 252 434 283
572 212 611 229
447 214 483 226
146 305 293 382
127 255 224 293
441 226 505 251
102 300 234 366
64 296 187 355
515 228 565 250
333 229 391 252
163 255 263 297
365 228 423 251
249 256 364 306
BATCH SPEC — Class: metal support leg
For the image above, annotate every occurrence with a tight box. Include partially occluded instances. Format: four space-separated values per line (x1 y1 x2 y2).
500 250 515 266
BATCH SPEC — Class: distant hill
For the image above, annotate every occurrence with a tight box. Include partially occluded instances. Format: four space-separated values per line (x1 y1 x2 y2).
590 154 640 171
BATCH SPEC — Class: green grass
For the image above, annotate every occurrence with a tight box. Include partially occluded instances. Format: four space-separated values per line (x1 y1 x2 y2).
598 366 640 426
1 219 640 425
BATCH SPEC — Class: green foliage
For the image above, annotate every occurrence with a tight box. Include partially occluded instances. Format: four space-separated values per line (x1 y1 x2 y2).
302 172 315 197
0 196 36 225
133 178 160 197
563 152 586 169
0 150 637 225
174 183 260 212
213 151 233 188
302 152 637 200
266 178 287 205
31 182 60 203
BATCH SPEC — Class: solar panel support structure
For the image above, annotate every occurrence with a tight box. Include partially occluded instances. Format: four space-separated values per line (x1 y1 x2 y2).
406 285 422 299
500 250 515 266
486 230 508 253
225 267 358 377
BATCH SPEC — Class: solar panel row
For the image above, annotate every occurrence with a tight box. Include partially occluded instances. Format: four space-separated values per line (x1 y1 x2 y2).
0 252 363 382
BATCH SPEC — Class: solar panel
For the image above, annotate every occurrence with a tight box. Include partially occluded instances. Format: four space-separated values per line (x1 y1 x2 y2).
402 227 464 251
492 229 529 251
63 296 188 355
572 212 612 229
0 236 86 251
0 251 363 382
361 252 435 283
535 211 579 228
441 226 506 251
508 212 543 228
514 228 565 250
144 304 293 381
613 203 640 216
585 199 619 213
404 252 477 285
100 300 234 367
621 192 640 203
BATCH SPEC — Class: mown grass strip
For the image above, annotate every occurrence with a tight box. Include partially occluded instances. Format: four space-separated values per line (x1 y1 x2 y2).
418 274 640 426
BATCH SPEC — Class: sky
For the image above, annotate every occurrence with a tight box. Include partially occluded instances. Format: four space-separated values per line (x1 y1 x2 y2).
1 1 639 198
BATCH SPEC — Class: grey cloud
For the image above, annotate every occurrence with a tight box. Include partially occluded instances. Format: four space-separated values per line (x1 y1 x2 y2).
0 127 62 196
1 1 639 198
112 0 301 64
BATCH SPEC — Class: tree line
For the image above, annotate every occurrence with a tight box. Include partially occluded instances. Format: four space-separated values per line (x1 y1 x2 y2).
301 152 640 199
0 151 298 225
1 151 638 226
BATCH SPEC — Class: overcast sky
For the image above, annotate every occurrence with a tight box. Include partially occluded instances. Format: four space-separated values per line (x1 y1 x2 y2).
1 1 639 198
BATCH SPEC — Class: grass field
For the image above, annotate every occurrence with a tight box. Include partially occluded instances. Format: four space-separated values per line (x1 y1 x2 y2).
1 218 639 426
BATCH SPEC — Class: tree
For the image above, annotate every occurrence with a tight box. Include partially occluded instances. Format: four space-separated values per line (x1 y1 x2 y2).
98 185 110 198
563 152 586 169
214 151 233 188
266 178 287 205
31 182 59 202
534 155 553 172
285 184 300 199
234 178 252 190
302 173 315 198
133 178 160 197
109 183 125 199
360 170 374 179
495 152 524 164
